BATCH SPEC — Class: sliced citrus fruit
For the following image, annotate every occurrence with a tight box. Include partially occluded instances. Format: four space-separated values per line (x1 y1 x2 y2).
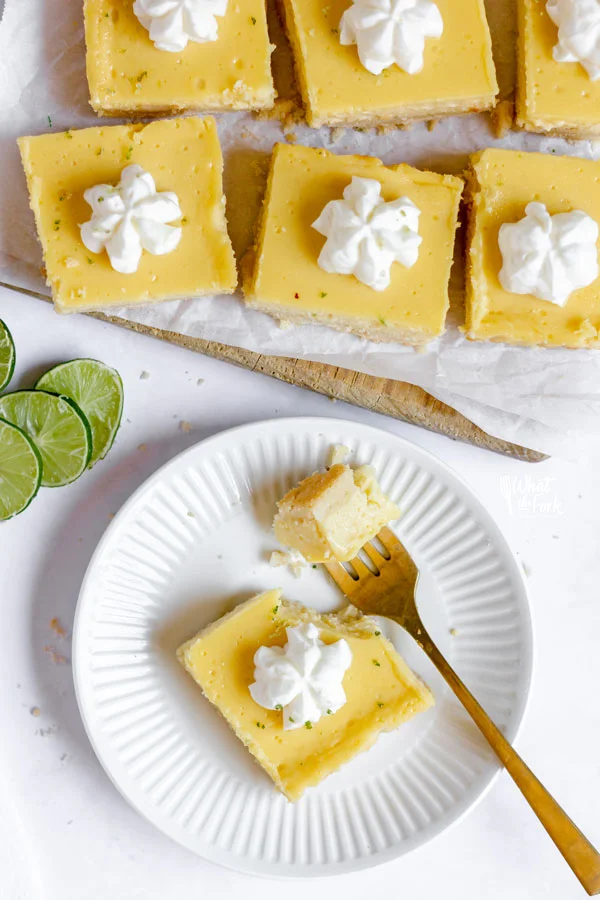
36 359 123 467
0 390 92 487
0 319 16 392
0 417 42 519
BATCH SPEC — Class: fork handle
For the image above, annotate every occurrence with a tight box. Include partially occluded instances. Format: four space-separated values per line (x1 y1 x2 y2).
418 632 600 895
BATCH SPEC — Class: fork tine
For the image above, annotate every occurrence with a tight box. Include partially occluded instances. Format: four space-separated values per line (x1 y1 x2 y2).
377 525 400 553
324 560 357 595
348 555 372 579
363 541 385 568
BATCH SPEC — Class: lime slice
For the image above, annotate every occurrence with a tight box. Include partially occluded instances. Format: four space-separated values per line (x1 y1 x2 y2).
0 320 16 392
36 359 123 467
0 418 42 520
0 390 92 488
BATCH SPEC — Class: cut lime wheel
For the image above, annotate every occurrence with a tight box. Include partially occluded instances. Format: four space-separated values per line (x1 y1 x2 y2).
0 390 92 488
0 320 16 392
36 359 123 467
0 417 42 519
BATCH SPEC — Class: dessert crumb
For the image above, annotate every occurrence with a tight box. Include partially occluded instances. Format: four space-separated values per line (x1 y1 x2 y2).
197 378 205 386
49 617 67 639
449 627 458 637
270 550 306 578
139 370 150 380
329 126 346 143
326 443 350 467
426 119 437 131
137 443 147 452
179 420 192 434
37 725 57 738
30 706 41 718
43 645 69 666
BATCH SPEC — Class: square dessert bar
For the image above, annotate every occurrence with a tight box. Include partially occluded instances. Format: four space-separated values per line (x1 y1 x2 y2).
274 463 400 562
84 0 275 116
465 148 600 348
278 0 498 127
244 143 463 345
18 116 237 314
178 590 434 800
516 0 600 138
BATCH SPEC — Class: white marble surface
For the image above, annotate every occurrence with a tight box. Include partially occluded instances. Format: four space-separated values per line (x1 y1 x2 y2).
0 284 598 900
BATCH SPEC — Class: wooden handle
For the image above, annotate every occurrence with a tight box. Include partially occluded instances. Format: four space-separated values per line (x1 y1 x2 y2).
420 632 600 895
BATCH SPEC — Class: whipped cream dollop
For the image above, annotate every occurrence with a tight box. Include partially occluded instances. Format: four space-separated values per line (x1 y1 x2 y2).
80 165 182 275
498 202 599 306
546 0 600 81
249 623 352 730
133 0 228 52
340 0 443 76
312 176 422 291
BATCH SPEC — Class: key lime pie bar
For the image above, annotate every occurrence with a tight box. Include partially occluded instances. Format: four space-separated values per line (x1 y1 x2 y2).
278 0 498 127
84 0 275 116
178 590 433 800
244 143 463 345
18 117 237 314
465 148 600 348
517 0 600 138
274 463 399 562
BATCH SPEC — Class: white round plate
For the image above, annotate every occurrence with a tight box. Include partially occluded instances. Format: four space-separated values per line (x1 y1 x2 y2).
74 417 533 878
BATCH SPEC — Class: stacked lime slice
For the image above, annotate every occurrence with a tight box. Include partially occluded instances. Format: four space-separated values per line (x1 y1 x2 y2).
36 359 124 467
0 418 42 519
0 320 15 392
0 390 92 487
0 322 124 520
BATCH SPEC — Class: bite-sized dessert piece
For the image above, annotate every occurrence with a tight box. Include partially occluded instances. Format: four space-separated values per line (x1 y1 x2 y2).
465 148 600 349
273 462 400 562
277 0 497 127
18 117 237 314
244 143 463 345
84 0 275 116
178 590 434 800
516 0 600 138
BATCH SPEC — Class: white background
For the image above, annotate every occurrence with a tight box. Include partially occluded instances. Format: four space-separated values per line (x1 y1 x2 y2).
0 283 598 900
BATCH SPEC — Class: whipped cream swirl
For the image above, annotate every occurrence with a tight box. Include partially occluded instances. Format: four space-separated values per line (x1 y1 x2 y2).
340 0 443 76
80 165 182 275
498 202 599 306
546 0 600 81
312 176 422 291
133 0 228 52
249 623 352 730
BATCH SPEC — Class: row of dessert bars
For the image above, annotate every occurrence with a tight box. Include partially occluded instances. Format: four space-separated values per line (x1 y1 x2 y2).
18 117 600 350
83 0 600 138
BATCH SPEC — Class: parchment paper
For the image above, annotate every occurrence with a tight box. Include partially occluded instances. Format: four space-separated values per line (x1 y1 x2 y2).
1 0 600 457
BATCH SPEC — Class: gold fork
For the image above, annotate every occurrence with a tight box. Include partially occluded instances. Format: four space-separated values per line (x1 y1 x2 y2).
325 526 600 895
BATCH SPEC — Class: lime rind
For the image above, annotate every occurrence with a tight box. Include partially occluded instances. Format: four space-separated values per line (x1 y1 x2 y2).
0 390 92 488
0 417 43 520
0 319 16 393
35 358 124 468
